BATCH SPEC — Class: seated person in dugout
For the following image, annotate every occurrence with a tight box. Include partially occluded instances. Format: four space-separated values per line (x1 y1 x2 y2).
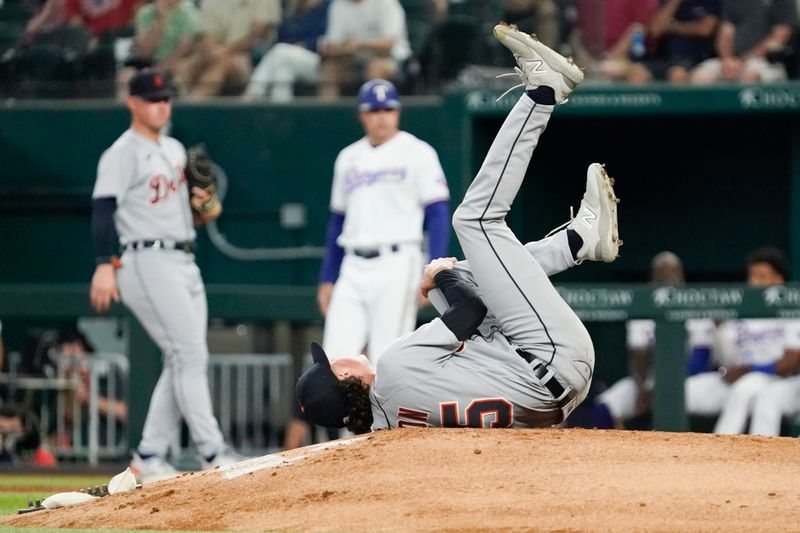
297 23 623 433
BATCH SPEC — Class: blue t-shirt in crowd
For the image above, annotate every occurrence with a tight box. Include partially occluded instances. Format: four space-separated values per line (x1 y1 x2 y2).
661 0 722 65
277 0 331 52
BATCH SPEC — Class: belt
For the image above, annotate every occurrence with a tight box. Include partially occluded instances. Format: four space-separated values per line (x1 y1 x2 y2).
516 348 566 400
123 240 195 254
349 244 400 259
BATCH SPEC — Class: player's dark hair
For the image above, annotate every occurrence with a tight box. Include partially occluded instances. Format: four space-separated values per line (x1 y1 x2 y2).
746 246 791 281
335 377 373 434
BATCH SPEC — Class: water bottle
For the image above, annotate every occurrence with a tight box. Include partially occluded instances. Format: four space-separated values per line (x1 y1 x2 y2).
630 24 646 60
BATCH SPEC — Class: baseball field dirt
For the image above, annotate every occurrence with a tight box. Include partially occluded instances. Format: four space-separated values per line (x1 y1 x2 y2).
3 428 800 532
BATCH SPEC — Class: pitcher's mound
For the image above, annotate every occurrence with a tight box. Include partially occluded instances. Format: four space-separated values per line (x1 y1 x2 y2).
4 428 800 532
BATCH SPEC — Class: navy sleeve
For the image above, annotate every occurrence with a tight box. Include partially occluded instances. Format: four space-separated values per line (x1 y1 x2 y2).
424 200 450 261
92 196 118 264
686 346 712 376
435 270 487 341
319 212 345 283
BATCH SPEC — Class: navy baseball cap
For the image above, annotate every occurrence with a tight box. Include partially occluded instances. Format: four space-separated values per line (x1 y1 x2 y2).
296 342 349 428
129 68 174 101
358 79 401 112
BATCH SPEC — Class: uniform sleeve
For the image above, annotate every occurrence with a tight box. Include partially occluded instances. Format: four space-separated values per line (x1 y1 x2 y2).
380 318 461 368
626 320 654 350
413 143 449 206
782 320 800 350
686 319 715 349
93 147 136 203
329 153 347 213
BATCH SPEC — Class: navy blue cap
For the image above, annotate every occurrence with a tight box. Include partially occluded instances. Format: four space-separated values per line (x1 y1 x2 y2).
358 79 401 111
296 342 349 428
129 68 174 101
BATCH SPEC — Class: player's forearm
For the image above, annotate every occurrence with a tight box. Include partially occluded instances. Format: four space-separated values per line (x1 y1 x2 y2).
435 270 487 341
772 350 800 376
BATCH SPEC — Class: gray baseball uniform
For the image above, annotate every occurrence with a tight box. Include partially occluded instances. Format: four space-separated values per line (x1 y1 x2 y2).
371 95 593 429
93 129 226 458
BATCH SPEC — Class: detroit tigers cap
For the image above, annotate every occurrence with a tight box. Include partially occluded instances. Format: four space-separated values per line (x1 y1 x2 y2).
129 68 175 102
296 342 350 428
358 79 401 112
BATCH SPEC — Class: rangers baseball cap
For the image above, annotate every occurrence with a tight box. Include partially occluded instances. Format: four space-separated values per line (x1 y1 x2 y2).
296 342 350 428
358 79 401 112
129 68 175 102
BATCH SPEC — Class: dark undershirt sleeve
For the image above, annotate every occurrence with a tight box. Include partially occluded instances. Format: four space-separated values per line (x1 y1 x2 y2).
434 269 487 341
92 196 118 264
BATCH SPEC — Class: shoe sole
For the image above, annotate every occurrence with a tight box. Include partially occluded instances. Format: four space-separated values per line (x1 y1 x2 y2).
493 23 584 89
588 163 621 263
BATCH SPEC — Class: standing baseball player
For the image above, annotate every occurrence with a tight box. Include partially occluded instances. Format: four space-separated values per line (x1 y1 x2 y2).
296 23 622 432
89 68 241 483
318 78 451 364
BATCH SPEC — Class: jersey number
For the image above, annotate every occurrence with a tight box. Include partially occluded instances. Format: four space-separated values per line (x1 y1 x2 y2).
440 398 513 428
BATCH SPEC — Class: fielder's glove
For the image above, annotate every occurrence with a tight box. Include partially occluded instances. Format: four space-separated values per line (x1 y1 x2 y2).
185 143 221 215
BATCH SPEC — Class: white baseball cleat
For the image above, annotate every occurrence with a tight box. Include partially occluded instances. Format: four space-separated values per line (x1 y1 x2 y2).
568 163 621 263
493 22 584 104
130 452 182 484
201 447 247 470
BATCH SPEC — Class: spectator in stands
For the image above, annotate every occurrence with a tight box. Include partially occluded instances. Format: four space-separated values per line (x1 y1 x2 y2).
569 0 660 83
1 0 91 95
685 247 799 435
631 0 722 84
115 0 201 99
244 0 330 101
173 0 281 98
0 404 43 464
317 0 411 100
502 0 560 49
690 0 795 84
56 327 127 426
65 0 142 85
591 252 715 430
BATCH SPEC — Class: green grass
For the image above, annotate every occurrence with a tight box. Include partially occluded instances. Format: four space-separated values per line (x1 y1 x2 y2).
0 476 276 533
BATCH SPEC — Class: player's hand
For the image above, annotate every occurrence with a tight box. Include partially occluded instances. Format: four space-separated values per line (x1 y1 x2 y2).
90 263 120 313
317 282 334 316
417 291 431 308
420 257 457 297
721 364 749 384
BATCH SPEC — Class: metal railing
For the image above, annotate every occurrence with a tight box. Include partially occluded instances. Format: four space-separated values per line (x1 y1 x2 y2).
54 352 129 466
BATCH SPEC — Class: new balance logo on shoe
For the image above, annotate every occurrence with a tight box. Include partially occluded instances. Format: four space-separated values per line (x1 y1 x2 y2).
529 60 546 73
580 208 597 228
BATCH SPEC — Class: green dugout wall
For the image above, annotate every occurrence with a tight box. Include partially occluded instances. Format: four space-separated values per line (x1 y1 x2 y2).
2 84 800 443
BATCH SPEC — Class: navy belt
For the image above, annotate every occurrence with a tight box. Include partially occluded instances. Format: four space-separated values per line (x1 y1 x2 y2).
351 244 400 259
516 348 566 399
124 240 195 254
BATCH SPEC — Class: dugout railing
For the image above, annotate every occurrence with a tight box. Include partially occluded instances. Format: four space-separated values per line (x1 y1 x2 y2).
2 282 800 445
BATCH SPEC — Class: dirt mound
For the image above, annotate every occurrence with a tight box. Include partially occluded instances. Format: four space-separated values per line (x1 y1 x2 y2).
4 428 800 532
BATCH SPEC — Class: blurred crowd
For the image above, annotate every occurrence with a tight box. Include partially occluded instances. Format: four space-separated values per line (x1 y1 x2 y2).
0 0 798 100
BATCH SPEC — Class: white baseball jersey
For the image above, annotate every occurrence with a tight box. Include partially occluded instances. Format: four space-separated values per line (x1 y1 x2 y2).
330 131 449 249
713 319 800 366
92 129 195 244
323 130 449 362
